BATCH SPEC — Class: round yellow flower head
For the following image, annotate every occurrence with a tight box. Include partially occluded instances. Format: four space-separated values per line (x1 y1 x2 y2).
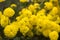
42 29 51 37
49 31 59 40
49 7 58 15
21 8 32 17
10 4 17 8
19 25 29 36
1 15 10 27
36 19 47 32
44 2 53 10
0 0 5 2
4 24 18 38
20 0 29 3
37 9 46 17
33 3 40 9
11 21 19 28
28 4 35 12
3 7 15 17
49 21 60 32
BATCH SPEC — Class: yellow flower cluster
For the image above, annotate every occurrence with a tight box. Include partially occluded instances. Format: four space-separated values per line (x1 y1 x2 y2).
44 2 53 10
1 15 10 27
19 25 29 36
4 22 19 38
28 3 40 12
3 7 15 17
0 7 15 28
49 31 59 40
0 0 60 39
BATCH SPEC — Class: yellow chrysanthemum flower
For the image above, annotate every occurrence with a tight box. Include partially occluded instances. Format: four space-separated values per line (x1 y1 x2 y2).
21 8 32 17
4 23 19 38
28 4 35 12
0 0 5 2
49 31 59 40
33 3 40 9
18 17 32 30
3 7 15 17
44 2 53 10
19 0 29 3
1 15 10 27
50 21 60 32
37 9 46 18
49 7 58 15
19 25 29 36
42 29 51 37
10 4 17 8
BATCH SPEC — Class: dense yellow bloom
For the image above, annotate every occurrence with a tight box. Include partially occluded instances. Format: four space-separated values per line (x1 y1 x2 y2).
0 0 5 2
36 19 47 32
4 23 19 38
49 21 60 32
33 3 40 9
47 14 52 20
1 0 60 39
44 2 53 10
21 17 33 29
37 9 46 17
10 4 17 8
29 15 38 25
28 4 35 12
1 15 10 27
49 7 58 15
42 29 51 37
21 8 32 17
20 0 29 3
49 31 59 40
18 17 32 30
3 7 15 17
19 25 29 36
